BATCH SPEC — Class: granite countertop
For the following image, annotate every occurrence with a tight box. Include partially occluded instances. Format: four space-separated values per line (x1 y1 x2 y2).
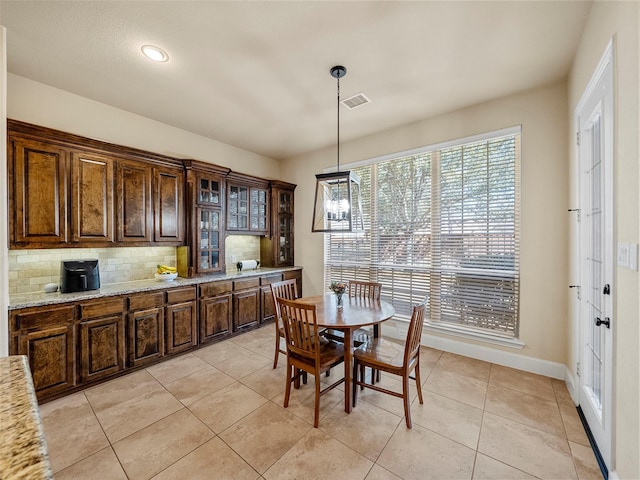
9 266 302 310
0 356 53 480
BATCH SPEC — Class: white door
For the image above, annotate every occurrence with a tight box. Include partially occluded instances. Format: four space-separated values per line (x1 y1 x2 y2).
576 42 614 467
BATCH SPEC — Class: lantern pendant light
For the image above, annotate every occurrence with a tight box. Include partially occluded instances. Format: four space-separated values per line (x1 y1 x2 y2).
312 65 364 233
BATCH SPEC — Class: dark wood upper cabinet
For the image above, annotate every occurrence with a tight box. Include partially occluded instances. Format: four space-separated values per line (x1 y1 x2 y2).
154 167 185 243
71 151 115 243
9 136 68 246
7 120 186 249
260 181 296 267
117 160 153 243
183 160 230 275
226 172 269 235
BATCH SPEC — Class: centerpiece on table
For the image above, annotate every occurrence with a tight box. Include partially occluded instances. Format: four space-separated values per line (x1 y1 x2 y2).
329 281 347 307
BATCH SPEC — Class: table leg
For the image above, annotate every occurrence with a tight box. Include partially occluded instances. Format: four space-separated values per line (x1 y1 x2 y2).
344 328 353 413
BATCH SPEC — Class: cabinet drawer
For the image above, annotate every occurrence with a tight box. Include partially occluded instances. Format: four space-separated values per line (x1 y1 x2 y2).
260 274 283 286
200 281 232 297
167 287 196 304
128 292 165 310
79 297 124 319
233 278 260 290
14 305 75 330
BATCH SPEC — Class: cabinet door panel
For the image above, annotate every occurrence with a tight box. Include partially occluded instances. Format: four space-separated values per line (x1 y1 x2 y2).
117 160 153 242
233 289 259 330
12 138 68 244
155 167 184 243
200 295 232 344
166 301 197 354
19 325 75 398
128 307 164 367
260 285 276 323
71 151 114 243
80 315 125 382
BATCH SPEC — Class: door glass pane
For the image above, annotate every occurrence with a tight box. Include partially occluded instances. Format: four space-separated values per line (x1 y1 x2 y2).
587 115 604 409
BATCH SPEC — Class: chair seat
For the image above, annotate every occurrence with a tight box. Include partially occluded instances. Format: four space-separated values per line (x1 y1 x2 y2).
290 340 344 370
354 338 404 370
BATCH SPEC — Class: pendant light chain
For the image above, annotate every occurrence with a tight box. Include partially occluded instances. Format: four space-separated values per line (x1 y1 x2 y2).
336 73 340 173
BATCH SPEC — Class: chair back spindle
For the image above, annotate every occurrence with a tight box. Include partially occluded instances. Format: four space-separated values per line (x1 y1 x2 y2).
348 280 382 300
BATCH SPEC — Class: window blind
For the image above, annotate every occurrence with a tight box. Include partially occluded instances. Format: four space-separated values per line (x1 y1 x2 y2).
324 129 520 338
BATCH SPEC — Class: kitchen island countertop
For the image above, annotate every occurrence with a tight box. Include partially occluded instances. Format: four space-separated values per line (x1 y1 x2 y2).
0 356 53 480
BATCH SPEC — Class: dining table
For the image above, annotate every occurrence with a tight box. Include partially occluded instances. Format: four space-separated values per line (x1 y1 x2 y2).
295 293 395 413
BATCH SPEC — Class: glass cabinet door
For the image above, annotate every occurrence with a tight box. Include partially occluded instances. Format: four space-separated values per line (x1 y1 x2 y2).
279 191 292 215
227 185 248 230
197 175 221 206
250 188 268 231
278 215 293 263
198 208 221 272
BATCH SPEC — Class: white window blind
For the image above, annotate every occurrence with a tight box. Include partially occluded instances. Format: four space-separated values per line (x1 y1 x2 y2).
324 129 521 338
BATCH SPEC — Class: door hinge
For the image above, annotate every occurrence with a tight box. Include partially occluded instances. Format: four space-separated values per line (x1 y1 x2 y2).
569 285 581 300
576 361 581 377
576 131 580 146
568 208 580 222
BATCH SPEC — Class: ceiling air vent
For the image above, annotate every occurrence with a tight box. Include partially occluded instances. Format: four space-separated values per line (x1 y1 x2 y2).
341 93 371 110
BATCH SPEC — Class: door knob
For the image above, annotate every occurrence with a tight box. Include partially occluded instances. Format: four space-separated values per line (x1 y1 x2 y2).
595 317 611 328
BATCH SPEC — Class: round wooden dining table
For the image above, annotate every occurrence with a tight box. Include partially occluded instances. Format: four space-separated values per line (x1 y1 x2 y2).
295 293 395 413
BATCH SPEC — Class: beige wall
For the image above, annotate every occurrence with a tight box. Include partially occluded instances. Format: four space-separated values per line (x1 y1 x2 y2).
282 81 570 366
7 74 280 179
568 1 639 478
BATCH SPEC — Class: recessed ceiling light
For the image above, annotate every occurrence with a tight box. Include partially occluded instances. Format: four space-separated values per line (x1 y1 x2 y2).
141 45 169 62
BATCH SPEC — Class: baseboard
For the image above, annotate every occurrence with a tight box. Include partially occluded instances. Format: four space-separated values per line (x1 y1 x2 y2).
383 319 566 379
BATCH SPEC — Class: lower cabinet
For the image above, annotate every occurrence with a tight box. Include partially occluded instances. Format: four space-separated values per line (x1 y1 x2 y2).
232 278 260 331
79 298 126 382
199 281 232 344
9 269 302 401
13 305 76 399
259 273 283 324
166 287 197 354
128 307 165 367
127 291 166 367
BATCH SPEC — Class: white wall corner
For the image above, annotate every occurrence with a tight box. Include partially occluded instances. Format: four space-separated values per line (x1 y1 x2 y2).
1 26 9 357
563 365 580 405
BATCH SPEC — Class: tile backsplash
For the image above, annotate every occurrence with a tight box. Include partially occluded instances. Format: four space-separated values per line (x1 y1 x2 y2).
8 247 177 295
224 235 260 271
8 236 262 295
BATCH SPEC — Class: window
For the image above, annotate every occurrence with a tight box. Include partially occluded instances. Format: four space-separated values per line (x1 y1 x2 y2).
324 127 521 339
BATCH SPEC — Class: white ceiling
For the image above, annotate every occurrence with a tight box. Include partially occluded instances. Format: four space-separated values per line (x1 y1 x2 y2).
1 1 592 160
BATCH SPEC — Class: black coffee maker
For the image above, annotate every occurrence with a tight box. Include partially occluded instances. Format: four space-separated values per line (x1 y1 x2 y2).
60 260 100 293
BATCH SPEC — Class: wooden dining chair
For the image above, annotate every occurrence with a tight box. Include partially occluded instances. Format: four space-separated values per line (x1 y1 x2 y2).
352 300 426 428
270 279 299 369
277 297 345 428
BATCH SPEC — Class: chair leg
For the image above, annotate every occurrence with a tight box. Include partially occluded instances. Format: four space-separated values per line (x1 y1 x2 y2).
402 373 412 429
294 368 301 389
314 372 321 428
360 364 365 390
414 360 424 405
352 360 359 408
284 363 292 408
273 335 280 369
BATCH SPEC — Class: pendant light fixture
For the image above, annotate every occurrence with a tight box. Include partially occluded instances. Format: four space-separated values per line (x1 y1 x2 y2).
312 65 364 233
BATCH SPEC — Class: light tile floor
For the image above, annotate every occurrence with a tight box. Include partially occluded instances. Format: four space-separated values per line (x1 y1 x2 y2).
39 326 603 480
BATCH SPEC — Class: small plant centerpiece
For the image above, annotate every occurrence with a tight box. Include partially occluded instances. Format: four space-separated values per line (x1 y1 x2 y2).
329 281 347 307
